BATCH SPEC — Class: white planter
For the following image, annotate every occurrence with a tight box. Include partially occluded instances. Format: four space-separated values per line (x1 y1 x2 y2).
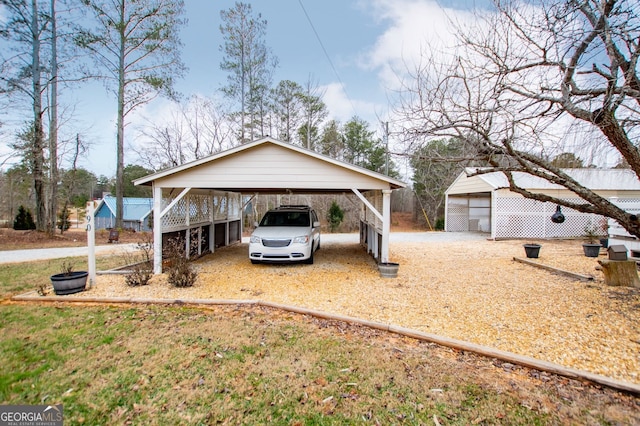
378 262 399 278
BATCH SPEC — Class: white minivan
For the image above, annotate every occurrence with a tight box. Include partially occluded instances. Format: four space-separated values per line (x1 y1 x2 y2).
249 205 321 264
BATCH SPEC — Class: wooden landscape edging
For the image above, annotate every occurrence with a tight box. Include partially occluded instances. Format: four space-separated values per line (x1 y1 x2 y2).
513 257 595 281
11 292 640 396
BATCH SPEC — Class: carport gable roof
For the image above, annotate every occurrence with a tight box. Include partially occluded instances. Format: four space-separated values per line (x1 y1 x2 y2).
134 137 406 192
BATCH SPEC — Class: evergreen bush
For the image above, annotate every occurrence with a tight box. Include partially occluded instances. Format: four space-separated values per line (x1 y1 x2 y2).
327 201 345 233
13 206 36 230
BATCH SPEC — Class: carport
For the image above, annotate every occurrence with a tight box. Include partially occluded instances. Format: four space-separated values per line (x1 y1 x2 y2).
133 137 406 274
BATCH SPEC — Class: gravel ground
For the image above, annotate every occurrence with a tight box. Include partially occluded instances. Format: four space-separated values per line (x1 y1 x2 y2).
60 232 640 385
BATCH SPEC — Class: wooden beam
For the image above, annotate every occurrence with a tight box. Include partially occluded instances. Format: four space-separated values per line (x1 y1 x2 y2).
513 257 595 281
160 187 192 218
351 189 383 221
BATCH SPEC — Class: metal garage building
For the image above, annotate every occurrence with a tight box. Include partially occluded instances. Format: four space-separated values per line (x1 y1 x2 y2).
134 137 406 274
445 168 640 240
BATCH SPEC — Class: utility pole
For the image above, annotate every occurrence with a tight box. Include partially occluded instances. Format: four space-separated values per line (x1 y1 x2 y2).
384 121 389 175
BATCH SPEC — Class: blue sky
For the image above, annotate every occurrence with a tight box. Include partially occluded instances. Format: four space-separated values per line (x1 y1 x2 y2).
177 0 389 121
2 0 487 177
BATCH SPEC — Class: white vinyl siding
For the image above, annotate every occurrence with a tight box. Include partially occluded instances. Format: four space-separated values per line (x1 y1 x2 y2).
155 144 391 190
445 174 495 195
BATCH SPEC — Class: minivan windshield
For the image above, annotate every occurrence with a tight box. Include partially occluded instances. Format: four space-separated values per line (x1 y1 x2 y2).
259 211 310 227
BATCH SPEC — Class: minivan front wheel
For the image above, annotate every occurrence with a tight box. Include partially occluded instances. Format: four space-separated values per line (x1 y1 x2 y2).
304 249 314 264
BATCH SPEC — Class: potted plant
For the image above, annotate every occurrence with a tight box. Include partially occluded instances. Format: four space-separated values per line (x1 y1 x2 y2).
50 261 88 295
582 225 603 258
523 243 541 258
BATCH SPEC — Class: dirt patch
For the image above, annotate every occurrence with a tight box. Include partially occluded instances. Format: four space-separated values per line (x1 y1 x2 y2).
392 211 424 232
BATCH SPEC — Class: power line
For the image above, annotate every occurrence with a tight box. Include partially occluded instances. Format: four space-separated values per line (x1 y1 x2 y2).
297 0 358 116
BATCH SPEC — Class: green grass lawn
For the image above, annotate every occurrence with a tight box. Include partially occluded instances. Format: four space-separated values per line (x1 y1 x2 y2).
0 256 123 299
0 261 638 425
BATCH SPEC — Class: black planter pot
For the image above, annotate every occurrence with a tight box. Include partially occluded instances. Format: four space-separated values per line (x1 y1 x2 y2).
599 238 609 249
50 271 88 295
523 244 541 258
582 243 601 258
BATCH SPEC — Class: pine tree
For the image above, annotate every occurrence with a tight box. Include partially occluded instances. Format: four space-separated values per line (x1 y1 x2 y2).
14 206 36 230
327 201 344 233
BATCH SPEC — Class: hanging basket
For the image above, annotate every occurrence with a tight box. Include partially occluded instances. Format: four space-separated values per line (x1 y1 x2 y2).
551 205 565 224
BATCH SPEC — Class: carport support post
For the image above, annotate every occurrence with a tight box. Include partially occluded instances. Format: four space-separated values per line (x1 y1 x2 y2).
153 185 163 274
381 189 391 263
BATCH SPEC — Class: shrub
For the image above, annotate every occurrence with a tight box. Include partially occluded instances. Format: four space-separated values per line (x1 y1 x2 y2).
57 209 71 232
13 206 36 230
327 201 345 233
60 260 74 276
124 237 154 287
165 237 198 288
435 217 445 231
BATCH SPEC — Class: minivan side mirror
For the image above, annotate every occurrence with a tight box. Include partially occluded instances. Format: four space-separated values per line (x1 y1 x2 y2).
313 221 320 228
253 221 259 228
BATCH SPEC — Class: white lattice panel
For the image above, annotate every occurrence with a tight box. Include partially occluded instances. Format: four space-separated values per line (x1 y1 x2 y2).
228 193 241 219
446 199 468 231
190 194 210 223
494 196 607 239
162 198 187 229
608 199 640 238
213 193 227 221
160 191 245 231
210 192 242 221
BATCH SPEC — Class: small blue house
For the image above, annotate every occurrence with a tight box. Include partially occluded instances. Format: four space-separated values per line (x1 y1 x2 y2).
94 196 153 231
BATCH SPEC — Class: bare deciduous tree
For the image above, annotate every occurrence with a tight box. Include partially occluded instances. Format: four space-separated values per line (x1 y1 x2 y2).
134 96 234 170
396 0 640 238
298 76 327 150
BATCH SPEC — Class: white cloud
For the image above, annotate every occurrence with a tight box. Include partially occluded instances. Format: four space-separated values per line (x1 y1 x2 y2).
360 0 479 92
321 82 385 125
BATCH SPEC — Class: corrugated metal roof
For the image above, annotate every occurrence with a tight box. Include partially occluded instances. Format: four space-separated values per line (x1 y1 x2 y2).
97 196 153 221
462 168 640 191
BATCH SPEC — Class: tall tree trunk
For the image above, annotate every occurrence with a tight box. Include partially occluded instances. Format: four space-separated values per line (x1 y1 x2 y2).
48 0 59 236
60 135 82 235
31 0 46 232
115 0 125 229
